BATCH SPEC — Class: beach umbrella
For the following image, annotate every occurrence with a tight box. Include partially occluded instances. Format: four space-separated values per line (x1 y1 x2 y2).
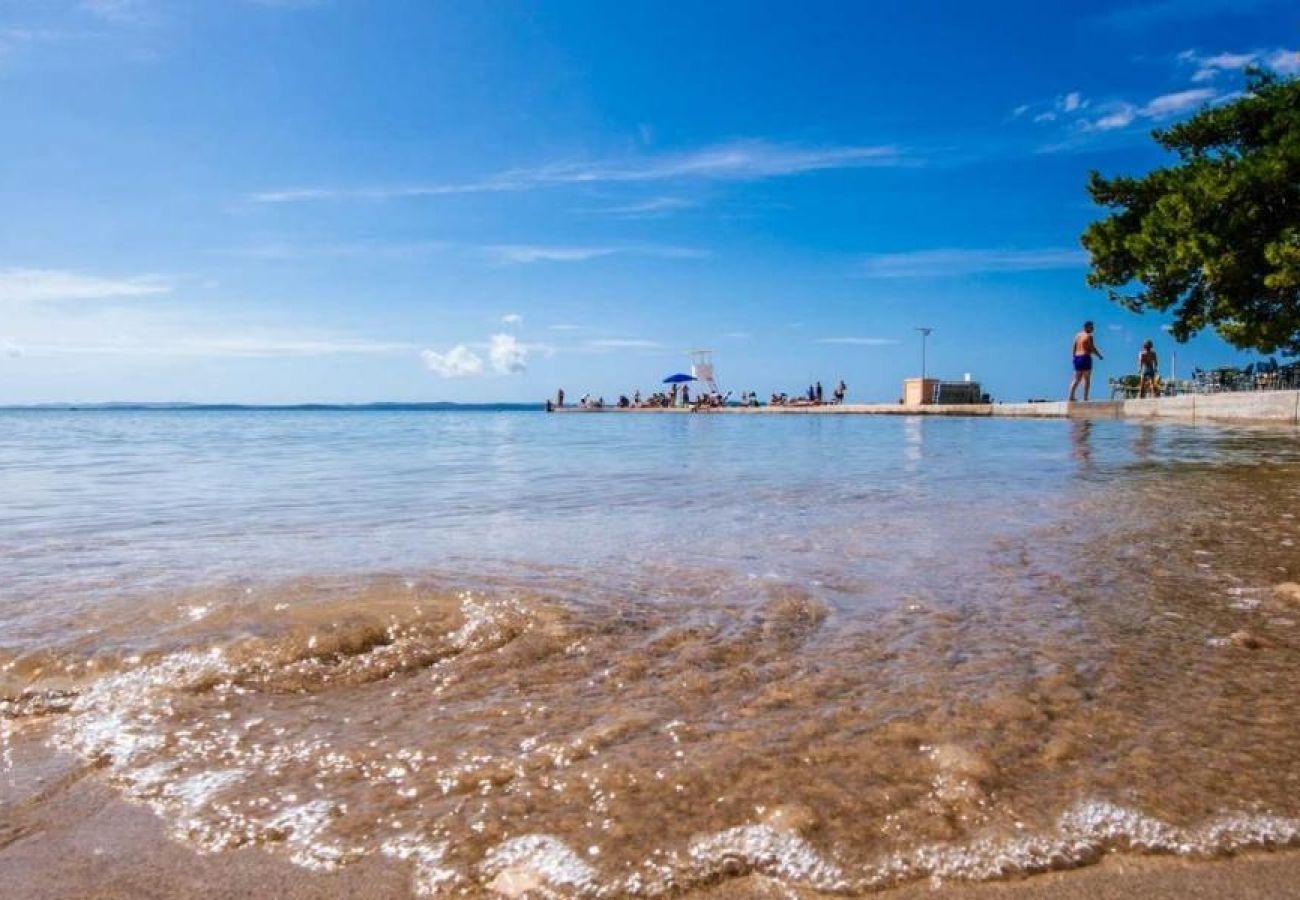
662 373 697 384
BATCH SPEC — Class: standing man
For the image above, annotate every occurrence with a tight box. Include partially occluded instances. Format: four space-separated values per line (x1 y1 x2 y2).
1137 340 1159 398
1068 321 1104 402
557 388 565 408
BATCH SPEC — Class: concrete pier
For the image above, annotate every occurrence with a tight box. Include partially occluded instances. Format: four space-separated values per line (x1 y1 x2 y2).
552 390 1300 425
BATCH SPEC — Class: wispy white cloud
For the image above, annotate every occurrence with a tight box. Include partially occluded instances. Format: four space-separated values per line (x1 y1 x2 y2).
815 337 900 346
581 338 664 351
79 0 150 24
720 331 752 340
0 26 79 46
1083 88 1217 131
482 243 706 265
1180 49 1258 81
219 239 451 260
220 239 705 267
12 334 414 358
1059 91 1088 112
859 248 1086 278
500 313 523 327
1015 92 1089 125
1141 87 1218 118
547 324 582 332
1267 48 1300 75
1180 47 1300 80
0 268 171 303
246 0 328 8
1088 103 1139 131
248 139 907 203
421 345 483 378
592 196 699 218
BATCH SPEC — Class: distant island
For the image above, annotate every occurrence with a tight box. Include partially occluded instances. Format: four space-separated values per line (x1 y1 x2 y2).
0 402 542 412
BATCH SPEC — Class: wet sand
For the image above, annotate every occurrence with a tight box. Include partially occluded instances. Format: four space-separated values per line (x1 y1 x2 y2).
6 739 1300 900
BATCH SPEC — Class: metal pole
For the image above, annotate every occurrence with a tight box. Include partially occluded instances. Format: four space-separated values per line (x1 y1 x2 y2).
915 327 933 381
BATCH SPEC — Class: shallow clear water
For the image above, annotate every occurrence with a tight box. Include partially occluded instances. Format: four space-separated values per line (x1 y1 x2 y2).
3 410 1300 896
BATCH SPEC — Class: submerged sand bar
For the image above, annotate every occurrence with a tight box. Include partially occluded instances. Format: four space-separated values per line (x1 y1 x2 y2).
554 389 1300 425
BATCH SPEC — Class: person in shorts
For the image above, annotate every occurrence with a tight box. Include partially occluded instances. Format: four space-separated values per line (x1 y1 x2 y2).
1068 321 1104 402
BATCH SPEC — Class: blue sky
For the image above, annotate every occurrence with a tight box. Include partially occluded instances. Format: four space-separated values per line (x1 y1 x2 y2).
1 0 1296 403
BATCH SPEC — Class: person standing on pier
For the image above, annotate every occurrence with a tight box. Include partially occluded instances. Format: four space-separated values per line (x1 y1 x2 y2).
1068 322 1103 402
1137 341 1159 398
556 388 565 408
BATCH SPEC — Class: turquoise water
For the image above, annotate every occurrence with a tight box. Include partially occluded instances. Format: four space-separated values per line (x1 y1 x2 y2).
0 409 1209 611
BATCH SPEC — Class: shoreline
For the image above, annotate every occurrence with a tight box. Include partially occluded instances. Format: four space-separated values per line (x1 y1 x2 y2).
551 389 1300 425
6 740 1300 900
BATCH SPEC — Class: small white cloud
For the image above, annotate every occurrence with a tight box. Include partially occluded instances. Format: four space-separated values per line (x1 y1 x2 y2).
816 337 900 346
421 345 484 377
0 268 171 304
501 313 523 326
1033 111 1058 123
720 331 752 340
1089 103 1139 131
547 324 582 332
1059 91 1087 112
1010 104 1031 118
488 333 527 374
1140 88 1217 118
1267 48 1300 75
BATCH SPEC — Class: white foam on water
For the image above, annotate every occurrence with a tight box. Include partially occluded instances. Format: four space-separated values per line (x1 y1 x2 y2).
43 604 1300 898
482 834 598 895
265 799 347 871
860 800 1300 890
161 768 245 813
382 834 458 896
687 824 848 891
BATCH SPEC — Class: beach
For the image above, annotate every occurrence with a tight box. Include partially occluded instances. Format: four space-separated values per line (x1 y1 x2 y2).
4 409 1300 897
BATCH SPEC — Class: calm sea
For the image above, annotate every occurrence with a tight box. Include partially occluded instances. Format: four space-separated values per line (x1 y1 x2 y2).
3 409 1300 896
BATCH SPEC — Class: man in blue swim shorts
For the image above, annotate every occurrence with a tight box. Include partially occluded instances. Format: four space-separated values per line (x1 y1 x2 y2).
1068 321 1104 402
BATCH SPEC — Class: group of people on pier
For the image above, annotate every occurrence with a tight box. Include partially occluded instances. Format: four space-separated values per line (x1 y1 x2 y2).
548 379 848 411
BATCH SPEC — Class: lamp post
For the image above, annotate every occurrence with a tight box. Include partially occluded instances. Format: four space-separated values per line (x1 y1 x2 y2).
915 327 933 381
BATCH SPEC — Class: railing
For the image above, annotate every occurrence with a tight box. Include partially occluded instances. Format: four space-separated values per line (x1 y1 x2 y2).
1111 364 1299 398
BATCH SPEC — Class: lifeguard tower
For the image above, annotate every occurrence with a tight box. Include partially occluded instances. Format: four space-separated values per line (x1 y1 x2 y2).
690 349 720 395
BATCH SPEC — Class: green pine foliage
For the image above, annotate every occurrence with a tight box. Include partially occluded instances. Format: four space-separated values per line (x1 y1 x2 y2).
1082 70 1300 354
